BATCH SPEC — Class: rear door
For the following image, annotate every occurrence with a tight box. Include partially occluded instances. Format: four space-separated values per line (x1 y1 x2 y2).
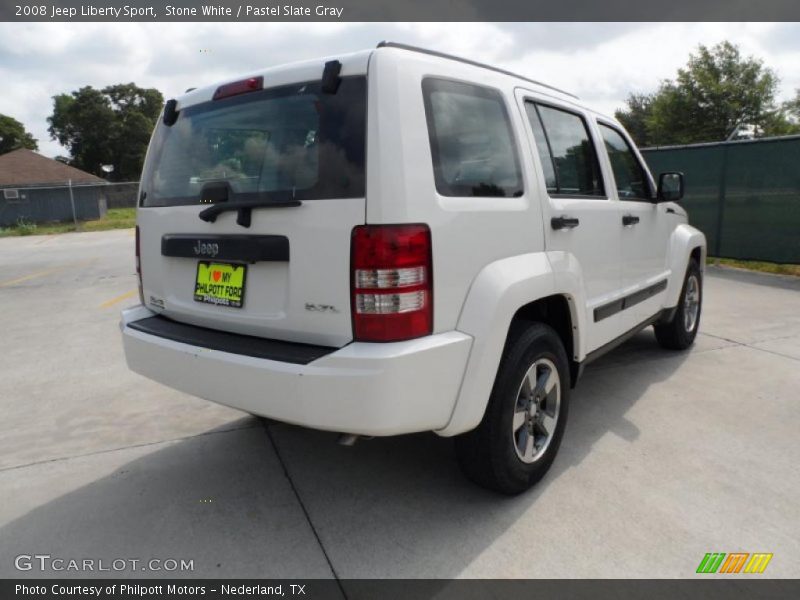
137 75 367 348
518 93 626 352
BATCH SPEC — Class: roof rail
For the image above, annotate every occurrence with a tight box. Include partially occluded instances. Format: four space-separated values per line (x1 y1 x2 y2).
376 41 579 100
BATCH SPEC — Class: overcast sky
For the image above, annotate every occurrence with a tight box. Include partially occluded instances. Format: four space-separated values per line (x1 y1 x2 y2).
1 22 799 158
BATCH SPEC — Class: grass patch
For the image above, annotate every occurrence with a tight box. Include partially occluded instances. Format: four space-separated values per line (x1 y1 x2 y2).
708 257 800 277
0 208 136 237
80 207 136 232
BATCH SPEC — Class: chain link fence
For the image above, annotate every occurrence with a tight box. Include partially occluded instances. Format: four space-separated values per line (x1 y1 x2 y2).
642 135 800 264
102 182 140 209
0 181 138 228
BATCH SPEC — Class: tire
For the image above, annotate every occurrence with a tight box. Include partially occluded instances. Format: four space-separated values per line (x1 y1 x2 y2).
654 258 702 350
455 322 570 495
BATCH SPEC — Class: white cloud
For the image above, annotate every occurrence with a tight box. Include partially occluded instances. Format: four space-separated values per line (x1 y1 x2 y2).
0 22 798 158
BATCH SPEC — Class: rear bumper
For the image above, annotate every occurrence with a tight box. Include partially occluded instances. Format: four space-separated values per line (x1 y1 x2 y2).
121 306 472 436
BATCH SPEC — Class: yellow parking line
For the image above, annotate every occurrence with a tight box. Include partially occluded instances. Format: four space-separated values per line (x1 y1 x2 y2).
0 266 65 288
99 289 137 308
0 258 95 288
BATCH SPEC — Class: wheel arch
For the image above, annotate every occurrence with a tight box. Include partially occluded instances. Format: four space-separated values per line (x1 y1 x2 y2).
510 294 581 388
665 224 707 308
437 252 582 437
690 246 703 267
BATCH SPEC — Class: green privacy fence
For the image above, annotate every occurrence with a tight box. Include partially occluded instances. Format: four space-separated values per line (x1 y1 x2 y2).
641 135 800 264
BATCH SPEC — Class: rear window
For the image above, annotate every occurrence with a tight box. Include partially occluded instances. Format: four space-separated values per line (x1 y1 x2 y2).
422 78 523 198
140 76 366 207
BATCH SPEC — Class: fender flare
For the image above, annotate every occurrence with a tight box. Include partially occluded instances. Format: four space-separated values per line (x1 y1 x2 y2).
436 252 581 437
664 224 707 308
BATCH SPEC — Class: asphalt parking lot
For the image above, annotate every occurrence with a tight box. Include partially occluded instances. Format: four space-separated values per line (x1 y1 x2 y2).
0 229 798 580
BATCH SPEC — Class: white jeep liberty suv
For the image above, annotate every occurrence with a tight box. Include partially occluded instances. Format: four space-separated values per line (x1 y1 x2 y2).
121 43 706 494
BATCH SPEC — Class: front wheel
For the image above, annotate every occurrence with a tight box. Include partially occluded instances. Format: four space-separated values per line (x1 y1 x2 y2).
455 323 570 495
654 258 702 350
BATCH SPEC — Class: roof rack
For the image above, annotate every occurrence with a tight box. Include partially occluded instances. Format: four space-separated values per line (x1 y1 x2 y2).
376 41 579 100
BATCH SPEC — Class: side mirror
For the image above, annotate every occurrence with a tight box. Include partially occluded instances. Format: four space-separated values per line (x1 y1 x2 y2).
656 172 684 202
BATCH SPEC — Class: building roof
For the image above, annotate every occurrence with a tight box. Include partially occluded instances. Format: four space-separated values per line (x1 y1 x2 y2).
0 149 105 187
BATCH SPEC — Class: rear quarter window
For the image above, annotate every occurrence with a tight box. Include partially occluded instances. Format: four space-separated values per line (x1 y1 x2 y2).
422 78 523 198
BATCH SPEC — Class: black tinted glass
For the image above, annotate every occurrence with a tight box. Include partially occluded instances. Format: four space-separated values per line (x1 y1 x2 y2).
423 78 523 198
600 124 652 200
530 103 604 197
141 76 366 206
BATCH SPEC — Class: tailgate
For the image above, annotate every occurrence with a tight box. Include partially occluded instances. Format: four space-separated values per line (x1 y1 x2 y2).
136 73 367 348
138 199 363 347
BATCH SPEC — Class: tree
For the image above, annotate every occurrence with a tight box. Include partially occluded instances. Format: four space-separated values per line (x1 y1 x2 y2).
784 90 800 125
614 93 654 147
616 41 799 146
0 114 38 154
103 84 164 180
47 83 163 180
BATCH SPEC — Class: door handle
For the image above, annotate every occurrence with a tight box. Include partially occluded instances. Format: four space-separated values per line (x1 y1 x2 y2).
551 215 580 230
622 214 640 226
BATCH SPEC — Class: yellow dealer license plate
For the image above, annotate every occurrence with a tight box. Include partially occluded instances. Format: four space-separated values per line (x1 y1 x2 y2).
194 262 247 308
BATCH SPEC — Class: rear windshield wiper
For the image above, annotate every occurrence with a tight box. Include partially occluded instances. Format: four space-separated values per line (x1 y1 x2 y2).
197 183 301 227
199 199 302 227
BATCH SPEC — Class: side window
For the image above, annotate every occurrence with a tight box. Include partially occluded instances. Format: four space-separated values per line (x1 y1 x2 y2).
524 102 605 197
422 78 523 197
525 104 558 193
598 124 652 200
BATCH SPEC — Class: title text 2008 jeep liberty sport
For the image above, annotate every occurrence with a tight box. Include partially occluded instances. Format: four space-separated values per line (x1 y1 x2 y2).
121 43 706 494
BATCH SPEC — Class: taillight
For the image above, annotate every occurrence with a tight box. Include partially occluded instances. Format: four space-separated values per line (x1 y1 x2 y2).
351 224 432 342
135 225 144 304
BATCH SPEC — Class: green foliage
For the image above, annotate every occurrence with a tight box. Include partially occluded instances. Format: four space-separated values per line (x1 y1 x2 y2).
709 257 800 278
783 90 800 124
617 41 800 146
15 218 37 236
0 114 38 154
614 94 654 147
0 208 136 238
47 83 163 181
80 207 136 232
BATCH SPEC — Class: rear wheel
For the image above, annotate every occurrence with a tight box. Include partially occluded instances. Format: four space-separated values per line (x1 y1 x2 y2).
455 323 570 495
654 258 702 350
